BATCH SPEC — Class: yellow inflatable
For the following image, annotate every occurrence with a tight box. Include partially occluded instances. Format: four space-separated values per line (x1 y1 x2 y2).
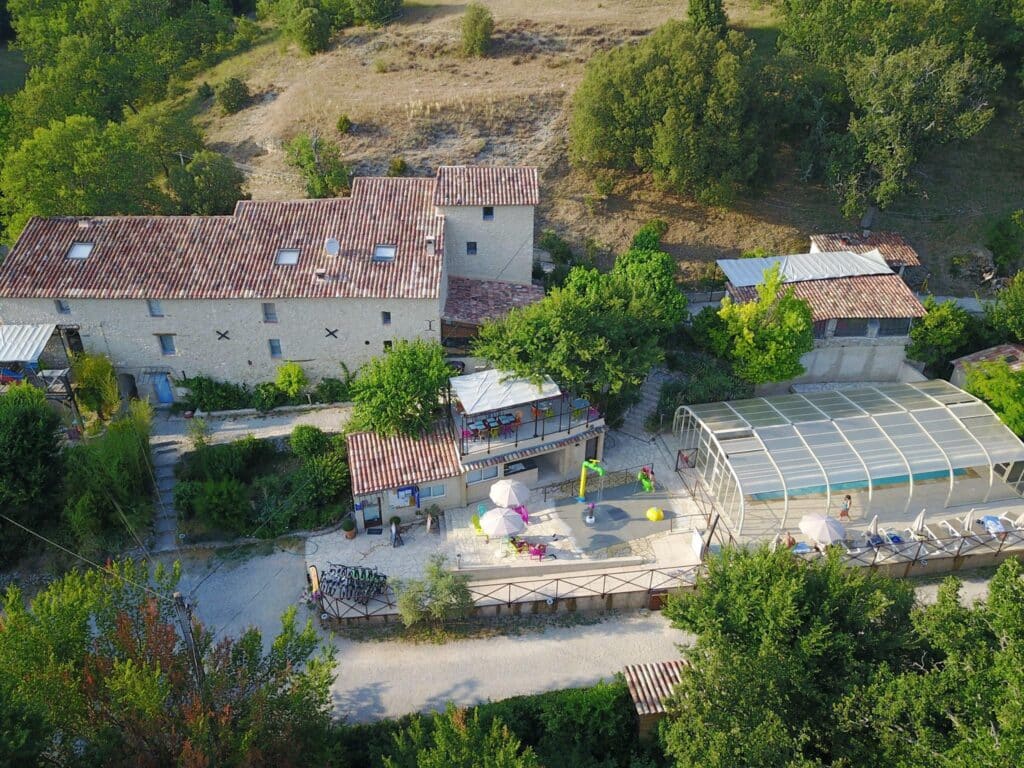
646 507 664 522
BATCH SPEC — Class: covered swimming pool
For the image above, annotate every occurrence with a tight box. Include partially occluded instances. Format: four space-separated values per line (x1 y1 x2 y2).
673 380 1024 540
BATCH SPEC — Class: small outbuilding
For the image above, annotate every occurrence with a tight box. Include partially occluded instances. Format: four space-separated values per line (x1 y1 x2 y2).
950 343 1024 389
623 660 686 739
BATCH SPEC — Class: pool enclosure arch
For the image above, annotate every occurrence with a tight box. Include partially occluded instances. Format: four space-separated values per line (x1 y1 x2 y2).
673 380 1024 539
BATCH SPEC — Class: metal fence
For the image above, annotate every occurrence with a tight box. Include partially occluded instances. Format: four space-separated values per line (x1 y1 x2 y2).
806 524 1024 568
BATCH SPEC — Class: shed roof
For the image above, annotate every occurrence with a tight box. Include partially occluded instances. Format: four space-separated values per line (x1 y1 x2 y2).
347 424 463 496
727 273 926 321
623 661 686 716
810 232 921 268
0 324 57 363
717 250 891 287
442 276 544 326
951 343 1024 371
434 166 539 207
450 369 561 416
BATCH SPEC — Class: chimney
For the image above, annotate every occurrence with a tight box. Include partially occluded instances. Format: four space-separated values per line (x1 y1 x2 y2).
314 268 327 280
425 236 436 256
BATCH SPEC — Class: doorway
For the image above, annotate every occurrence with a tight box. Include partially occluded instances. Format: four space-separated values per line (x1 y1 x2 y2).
151 373 174 404
585 436 599 461
361 495 383 533
117 373 138 401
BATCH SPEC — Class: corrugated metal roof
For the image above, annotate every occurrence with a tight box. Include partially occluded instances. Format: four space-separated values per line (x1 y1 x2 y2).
951 343 1024 371
728 274 926 320
0 176 446 300
0 324 57 363
443 276 544 326
717 251 891 288
810 232 921 268
623 661 686 716
460 426 607 470
347 424 463 496
434 166 539 207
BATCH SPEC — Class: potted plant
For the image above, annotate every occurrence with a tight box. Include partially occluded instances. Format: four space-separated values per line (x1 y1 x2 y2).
388 515 402 527
341 517 357 539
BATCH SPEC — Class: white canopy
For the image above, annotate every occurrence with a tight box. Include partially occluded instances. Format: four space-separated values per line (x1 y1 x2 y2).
450 369 561 416
717 250 890 288
0 324 57 363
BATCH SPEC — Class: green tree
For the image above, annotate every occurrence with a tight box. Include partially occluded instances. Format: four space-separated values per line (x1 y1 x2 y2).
276 361 309 398
687 0 727 32
712 263 814 384
964 359 1024 435
285 132 352 198
395 555 473 628
906 295 975 372
987 270 1024 342
292 5 333 54
70 352 120 420
384 704 541 768
217 76 251 114
1 114 167 241
0 560 336 766
0 677 48 768
351 339 450 437
351 0 401 26
662 546 916 768
169 150 248 215
290 424 332 459
461 2 494 57
570 21 774 204
630 218 668 251
0 383 63 566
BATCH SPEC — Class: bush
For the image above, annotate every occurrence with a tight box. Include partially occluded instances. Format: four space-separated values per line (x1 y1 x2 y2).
178 434 277 483
687 305 727 352
630 219 668 251
217 77 250 114
351 0 401 27
276 361 308 398
253 382 286 412
984 210 1024 273
386 156 408 176
71 352 120 419
173 480 202 519
461 2 494 57
296 450 349 507
648 352 752 429
336 113 352 134
285 133 352 198
191 477 251 533
197 81 214 101
291 6 332 54
290 424 332 459
178 375 252 411
537 229 574 265
314 377 350 403
395 555 473 627
340 517 355 531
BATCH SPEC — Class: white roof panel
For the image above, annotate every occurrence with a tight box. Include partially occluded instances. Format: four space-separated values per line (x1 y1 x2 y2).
450 369 561 415
0 324 57 363
717 250 891 288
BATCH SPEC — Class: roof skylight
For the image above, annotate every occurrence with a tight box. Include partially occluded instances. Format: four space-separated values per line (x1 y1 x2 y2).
67 242 94 260
372 245 396 262
275 248 300 265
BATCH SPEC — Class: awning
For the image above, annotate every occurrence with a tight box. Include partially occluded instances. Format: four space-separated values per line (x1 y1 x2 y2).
0 324 57 364
450 369 561 416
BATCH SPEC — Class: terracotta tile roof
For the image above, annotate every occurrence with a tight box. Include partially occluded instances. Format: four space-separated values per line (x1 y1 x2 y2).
347 423 463 496
0 177 444 300
728 274 926 321
443 276 544 326
623 661 686 716
951 343 1024 371
434 166 539 207
810 232 921 268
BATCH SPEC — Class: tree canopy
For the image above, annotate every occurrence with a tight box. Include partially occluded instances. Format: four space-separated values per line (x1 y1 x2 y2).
710 263 814 384
351 339 451 437
906 295 976 373
987 271 1024 343
965 359 1024 436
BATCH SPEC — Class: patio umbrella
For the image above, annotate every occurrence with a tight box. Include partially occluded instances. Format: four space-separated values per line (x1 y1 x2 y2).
798 514 846 545
867 514 879 536
911 509 926 535
489 479 530 509
480 507 526 537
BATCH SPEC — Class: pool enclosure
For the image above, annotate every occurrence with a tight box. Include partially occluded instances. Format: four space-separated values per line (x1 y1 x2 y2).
673 380 1024 539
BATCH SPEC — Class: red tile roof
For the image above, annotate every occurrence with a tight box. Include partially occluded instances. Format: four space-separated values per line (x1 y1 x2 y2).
951 343 1024 371
434 166 539 207
0 176 445 300
810 232 921 268
623 661 687 716
728 274 926 321
443 276 544 326
347 424 463 496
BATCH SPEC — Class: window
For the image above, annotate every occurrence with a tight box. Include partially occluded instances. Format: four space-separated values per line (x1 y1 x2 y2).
157 334 176 356
381 311 391 326
877 317 912 337
467 466 499 484
262 302 278 323
812 320 828 339
482 206 494 221
67 242 94 260
54 299 71 315
420 484 446 499
833 318 869 337
268 338 282 358
466 241 478 256
372 244 396 262
147 299 164 317
383 340 393 351
274 248 300 265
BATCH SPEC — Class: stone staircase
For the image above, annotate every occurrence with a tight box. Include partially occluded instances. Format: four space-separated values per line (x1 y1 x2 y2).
151 439 183 553
621 367 675 438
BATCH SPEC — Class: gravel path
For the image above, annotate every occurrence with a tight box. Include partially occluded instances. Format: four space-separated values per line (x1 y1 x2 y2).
330 612 689 722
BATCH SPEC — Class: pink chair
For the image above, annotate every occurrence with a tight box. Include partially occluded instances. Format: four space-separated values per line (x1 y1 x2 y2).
529 543 547 560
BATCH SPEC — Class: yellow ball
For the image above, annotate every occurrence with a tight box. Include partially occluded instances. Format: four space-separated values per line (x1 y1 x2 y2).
646 507 664 522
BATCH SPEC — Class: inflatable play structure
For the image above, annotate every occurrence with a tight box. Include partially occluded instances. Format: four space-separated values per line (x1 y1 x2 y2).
637 465 655 492
577 459 605 502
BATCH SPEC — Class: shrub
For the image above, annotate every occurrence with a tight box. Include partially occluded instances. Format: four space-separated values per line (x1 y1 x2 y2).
351 0 401 27
907 295 976 374
173 480 202 518
984 209 1024 273
178 375 252 411
186 416 211 448
630 219 668 251
217 77 250 114
285 133 352 198
290 424 332 459
191 477 251 533
71 352 120 419
340 517 355 531
275 361 308 398
688 305 727 352
395 555 473 628
386 156 408 176
296 450 349 507
291 6 332 54
313 377 350 403
688 0 727 32
537 229 574 265
253 382 286 412
461 2 494 57
178 434 276 483
648 352 752 429
197 81 214 100
336 113 352 134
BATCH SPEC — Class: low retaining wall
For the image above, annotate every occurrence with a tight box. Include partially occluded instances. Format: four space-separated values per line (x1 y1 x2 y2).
164 401 352 421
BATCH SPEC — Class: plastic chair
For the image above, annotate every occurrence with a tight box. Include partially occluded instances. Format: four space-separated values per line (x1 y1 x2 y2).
471 514 489 542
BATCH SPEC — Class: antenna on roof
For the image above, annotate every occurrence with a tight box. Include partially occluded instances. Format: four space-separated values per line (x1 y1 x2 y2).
324 238 340 257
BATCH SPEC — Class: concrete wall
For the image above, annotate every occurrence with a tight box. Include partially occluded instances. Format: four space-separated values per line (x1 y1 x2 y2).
357 473 467 530
755 338 913 394
0 295 441 400
439 204 534 284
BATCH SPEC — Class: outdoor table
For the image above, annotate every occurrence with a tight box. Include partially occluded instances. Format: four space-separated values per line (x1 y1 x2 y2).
483 417 500 428
498 413 516 425
571 397 589 410
468 420 485 431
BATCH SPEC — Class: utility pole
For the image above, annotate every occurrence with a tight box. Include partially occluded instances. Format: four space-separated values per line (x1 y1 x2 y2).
173 591 205 691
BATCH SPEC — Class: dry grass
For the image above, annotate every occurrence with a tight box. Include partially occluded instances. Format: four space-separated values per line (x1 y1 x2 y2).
187 0 1022 293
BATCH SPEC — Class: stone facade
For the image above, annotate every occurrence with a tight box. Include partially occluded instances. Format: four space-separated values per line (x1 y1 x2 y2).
438 204 534 285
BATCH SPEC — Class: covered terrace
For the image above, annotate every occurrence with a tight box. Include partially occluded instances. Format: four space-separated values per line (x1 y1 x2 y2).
673 380 1024 542
449 368 603 458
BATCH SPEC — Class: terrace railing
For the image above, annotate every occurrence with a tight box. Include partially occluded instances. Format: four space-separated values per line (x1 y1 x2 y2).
453 393 603 457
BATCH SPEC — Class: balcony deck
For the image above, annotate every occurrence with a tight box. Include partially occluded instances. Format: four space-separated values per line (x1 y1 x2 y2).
452 400 604 459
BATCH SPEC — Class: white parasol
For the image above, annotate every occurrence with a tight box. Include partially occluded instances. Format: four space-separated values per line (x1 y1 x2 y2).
489 479 531 509
479 507 527 537
798 514 846 545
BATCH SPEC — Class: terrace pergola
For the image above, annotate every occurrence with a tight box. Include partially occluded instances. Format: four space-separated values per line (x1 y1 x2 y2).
673 380 1024 538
